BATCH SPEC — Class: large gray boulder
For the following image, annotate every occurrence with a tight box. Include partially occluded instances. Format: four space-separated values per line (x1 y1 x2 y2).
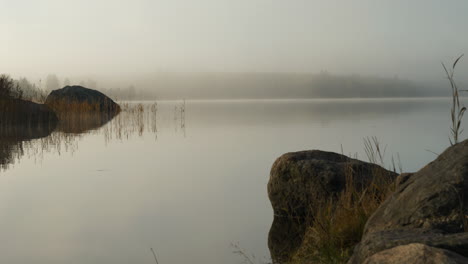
268 150 397 217
267 150 397 262
349 139 468 263
45 86 120 113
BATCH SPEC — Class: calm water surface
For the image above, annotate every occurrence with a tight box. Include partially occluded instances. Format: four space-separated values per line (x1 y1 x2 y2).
0 98 458 264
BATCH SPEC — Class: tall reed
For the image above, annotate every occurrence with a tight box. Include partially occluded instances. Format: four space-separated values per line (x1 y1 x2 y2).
442 54 467 145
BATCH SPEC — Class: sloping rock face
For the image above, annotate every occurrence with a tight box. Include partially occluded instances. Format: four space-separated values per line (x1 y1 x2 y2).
268 150 397 217
267 150 397 262
363 243 468 264
45 86 120 113
0 98 58 125
349 139 468 263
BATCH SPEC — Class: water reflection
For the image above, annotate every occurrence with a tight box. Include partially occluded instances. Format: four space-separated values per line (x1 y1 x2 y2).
56 112 119 134
0 107 120 170
0 122 57 170
0 98 457 264
0 102 174 170
268 216 307 263
0 98 450 171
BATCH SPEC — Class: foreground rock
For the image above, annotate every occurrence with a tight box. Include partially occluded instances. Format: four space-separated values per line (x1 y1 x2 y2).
45 86 120 113
267 150 397 262
349 139 468 263
363 243 468 264
268 150 397 217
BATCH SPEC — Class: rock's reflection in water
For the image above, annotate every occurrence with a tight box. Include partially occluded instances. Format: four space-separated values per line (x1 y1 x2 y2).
0 102 162 170
0 121 57 170
268 216 307 263
0 98 456 264
56 112 119 134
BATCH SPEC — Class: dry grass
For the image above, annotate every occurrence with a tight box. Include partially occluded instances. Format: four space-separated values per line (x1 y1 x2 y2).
285 138 397 264
46 99 120 114
231 138 398 264
282 56 467 263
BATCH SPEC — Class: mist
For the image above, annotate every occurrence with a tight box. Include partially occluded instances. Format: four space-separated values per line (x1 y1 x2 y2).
2 0 468 98
3 1 468 263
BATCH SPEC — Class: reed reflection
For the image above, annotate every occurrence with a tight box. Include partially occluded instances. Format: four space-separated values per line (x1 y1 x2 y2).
0 102 166 170
0 121 57 170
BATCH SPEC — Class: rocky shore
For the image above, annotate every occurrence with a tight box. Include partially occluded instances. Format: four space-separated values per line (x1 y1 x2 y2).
0 86 121 168
0 97 58 126
1 85 120 127
268 140 468 263
45 85 121 113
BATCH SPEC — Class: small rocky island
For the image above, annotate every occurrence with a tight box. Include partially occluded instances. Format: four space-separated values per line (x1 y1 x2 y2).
45 85 121 113
1 85 121 132
43 86 121 133
1 83 122 170
268 140 468 264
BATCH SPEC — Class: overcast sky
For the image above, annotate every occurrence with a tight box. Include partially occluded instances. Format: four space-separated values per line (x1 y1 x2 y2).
2 0 468 82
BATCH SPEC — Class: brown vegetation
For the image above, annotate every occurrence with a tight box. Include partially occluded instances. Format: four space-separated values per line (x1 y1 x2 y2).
285 139 397 264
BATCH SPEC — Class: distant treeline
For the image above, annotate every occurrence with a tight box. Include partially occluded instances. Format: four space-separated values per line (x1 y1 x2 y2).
2 72 452 101
0 74 146 102
124 72 447 100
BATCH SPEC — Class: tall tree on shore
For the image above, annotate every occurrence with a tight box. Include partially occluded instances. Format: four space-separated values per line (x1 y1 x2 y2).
0 75 23 99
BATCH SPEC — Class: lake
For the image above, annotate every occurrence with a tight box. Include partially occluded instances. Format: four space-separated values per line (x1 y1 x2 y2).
0 98 459 264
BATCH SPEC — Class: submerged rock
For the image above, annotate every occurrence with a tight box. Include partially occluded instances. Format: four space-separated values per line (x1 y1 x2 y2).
349 139 468 263
45 86 120 113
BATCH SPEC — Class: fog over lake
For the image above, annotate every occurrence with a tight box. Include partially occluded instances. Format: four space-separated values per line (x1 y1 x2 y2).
2 0 468 263
0 98 458 264
3 0 468 94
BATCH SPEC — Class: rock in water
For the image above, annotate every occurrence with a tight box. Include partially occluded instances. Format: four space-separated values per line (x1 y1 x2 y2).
267 150 397 262
45 86 120 113
349 139 468 263
268 150 397 217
